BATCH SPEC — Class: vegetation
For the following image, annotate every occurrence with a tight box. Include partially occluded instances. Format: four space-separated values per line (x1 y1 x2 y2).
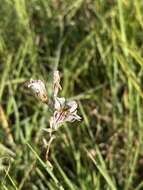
0 0 143 189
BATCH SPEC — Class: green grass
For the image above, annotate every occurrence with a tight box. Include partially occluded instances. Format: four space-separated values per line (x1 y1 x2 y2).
0 0 143 189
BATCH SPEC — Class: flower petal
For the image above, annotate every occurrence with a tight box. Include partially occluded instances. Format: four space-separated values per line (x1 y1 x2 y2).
54 97 65 110
54 111 66 124
66 100 77 113
50 110 67 130
65 113 82 122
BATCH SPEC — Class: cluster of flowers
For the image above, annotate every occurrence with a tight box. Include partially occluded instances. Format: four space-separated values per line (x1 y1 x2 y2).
24 70 81 130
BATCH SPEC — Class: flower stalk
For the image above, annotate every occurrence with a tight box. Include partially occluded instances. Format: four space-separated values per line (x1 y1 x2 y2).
23 70 81 166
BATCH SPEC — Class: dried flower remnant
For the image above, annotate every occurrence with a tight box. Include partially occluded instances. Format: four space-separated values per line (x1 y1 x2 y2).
53 70 62 97
23 79 48 104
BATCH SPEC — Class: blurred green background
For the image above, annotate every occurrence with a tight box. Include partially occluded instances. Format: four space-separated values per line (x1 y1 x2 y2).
0 0 143 189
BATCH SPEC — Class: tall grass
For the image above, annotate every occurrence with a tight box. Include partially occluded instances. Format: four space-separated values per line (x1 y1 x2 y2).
0 0 143 189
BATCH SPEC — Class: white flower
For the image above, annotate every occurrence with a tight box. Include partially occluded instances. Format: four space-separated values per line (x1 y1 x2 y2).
50 97 81 129
24 79 48 104
53 70 62 97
